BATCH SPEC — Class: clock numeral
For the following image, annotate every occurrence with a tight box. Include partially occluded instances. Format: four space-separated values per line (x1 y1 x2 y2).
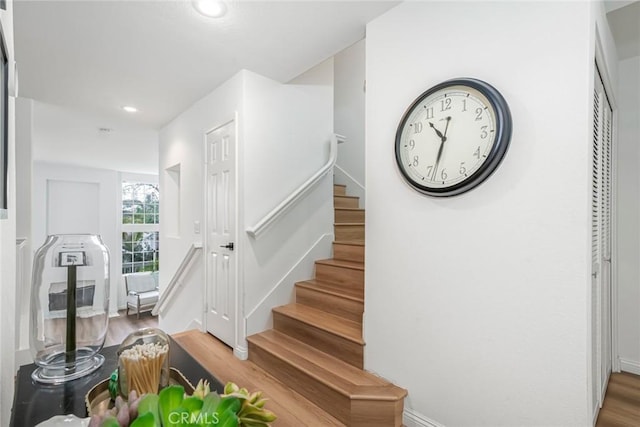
413 156 419 166
462 99 467 112
480 125 488 139
440 98 452 112
474 146 481 159
408 139 415 149
426 165 433 178
459 162 466 175
475 107 483 121
414 122 423 133
425 107 434 120
440 169 448 180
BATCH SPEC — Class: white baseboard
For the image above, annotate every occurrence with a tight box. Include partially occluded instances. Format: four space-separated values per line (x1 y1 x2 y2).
592 401 600 427
403 408 445 427
620 358 640 375
185 318 202 332
333 164 365 205
234 345 248 360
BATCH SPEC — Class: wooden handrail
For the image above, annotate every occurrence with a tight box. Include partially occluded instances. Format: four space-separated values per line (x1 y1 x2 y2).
152 242 202 315
246 134 345 239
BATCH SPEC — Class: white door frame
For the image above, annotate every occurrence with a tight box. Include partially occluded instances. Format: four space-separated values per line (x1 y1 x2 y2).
202 114 241 353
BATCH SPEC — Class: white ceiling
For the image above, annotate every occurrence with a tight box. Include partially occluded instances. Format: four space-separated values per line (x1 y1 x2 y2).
606 1 640 60
31 100 159 174
14 0 640 135
14 0 398 130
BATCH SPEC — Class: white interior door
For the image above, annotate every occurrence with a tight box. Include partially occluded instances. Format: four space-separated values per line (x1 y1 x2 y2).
592 65 613 409
205 120 236 348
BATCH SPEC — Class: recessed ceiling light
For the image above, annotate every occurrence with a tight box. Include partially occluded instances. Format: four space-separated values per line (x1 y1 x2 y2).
123 106 138 113
193 0 227 18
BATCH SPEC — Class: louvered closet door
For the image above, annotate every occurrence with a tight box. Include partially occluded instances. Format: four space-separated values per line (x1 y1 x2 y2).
592 65 613 409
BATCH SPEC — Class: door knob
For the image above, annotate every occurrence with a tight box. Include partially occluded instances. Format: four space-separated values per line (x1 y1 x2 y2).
220 242 234 251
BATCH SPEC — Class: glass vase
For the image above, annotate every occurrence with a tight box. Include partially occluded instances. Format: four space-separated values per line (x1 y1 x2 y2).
29 234 110 384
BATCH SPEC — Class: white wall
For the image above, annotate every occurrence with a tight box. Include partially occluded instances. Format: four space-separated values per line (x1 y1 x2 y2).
158 71 244 334
0 2 16 425
15 97 32 354
14 99 159 358
32 162 121 319
365 2 605 425
616 55 640 373
158 64 333 355
0 1 16 423
334 39 365 202
242 61 334 337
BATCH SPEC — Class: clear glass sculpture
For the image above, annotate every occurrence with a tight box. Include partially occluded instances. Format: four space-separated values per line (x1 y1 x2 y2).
29 234 110 384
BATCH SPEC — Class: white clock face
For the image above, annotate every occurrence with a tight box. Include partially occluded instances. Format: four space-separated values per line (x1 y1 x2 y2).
397 85 498 190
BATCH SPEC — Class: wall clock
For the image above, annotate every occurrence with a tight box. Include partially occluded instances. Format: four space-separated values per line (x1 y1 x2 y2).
395 78 512 197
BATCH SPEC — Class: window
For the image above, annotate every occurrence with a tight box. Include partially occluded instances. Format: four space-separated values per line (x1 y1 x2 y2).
122 182 159 273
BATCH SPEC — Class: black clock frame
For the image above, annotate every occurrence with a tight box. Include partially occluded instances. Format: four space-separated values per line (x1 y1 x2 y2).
395 77 512 197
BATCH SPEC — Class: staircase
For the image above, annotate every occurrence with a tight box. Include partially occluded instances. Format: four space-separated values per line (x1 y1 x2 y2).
247 184 407 426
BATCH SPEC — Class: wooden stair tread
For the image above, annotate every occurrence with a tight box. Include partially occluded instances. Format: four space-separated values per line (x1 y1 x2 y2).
334 194 359 199
172 331 347 426
335 207 364 212
334 240 365 247
296 279 364 301
317 258 364 271
334 222 365 226
273 303 364 344
248 330 405 400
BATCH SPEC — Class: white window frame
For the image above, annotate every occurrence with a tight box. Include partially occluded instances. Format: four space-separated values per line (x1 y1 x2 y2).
120 173 159 274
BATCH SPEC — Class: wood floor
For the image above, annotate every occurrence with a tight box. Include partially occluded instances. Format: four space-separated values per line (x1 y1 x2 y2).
597 372 640 427
105 315 343 425
104 310 158 347
173 330 345 426
111 315 640 426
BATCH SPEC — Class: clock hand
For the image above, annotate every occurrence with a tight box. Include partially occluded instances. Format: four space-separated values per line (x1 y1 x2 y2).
432 119 450 181
442 116 451 138
433 139 445 177
429 122 447 142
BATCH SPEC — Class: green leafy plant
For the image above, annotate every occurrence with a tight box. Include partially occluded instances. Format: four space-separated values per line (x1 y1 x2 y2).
222 383 277 427
90 381 276 427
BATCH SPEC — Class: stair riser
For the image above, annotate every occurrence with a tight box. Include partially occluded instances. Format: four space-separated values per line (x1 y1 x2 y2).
333 185 347 196
333 243 364 263
273 312 363 369
248 341 353 425
315 263 364 289
351 398 405 427
335 224 364 242
296 286 363 324
335 209 365 223
334 196 359 208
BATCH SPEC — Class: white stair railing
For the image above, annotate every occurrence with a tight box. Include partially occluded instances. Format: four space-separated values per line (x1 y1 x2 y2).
152 242 203 316
246 133 345 239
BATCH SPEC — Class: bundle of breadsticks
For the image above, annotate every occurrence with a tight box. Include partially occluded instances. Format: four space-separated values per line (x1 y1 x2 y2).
119 341 168 395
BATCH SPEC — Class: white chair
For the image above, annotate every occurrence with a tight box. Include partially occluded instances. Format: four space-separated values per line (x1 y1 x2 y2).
125 272 159 318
